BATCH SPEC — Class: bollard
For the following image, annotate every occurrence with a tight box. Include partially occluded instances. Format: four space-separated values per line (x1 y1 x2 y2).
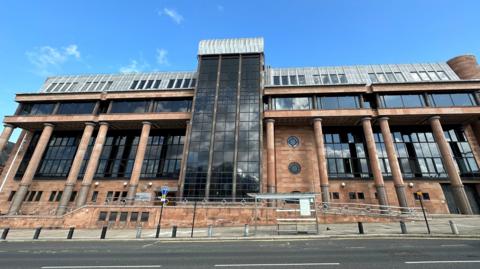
400 221 407 234
244 224 249 237
33 227 42 240
1 228 9 240
207 225 213 238
100 226 108 239
357 222 364 234
449 220 459 235
136 226 142 239
155 224 161 239
171 226 177 238
67 227 75 239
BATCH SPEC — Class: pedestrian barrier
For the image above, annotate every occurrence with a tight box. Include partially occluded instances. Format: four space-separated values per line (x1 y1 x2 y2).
100 226 108 239
449 220 459 235
171 226 177 238
1 228 9 240
33 227 42 240
357 222 364 234
67 227 75 239
400 221 407 234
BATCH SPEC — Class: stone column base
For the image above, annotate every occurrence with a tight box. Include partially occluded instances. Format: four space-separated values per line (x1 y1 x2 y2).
126 184 138 205
375 185 389 212
75 184 91 207
56 184 74 216
320 185 329 204
394 185 409 210
8 184 29 215
451 185 473 215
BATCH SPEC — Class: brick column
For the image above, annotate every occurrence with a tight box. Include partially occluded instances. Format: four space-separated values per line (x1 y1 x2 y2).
429 116 473 214
56 122 96 216
0 124 15 154
313 118 329 203
378 117 408 209
8 123 54 215
361 117 388 207
75 122 109 207
126 121 151 204
471 120 480 148
265 119 276 193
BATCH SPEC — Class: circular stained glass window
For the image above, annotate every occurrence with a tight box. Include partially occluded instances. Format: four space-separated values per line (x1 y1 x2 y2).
287 136 300 148
288 162 301 174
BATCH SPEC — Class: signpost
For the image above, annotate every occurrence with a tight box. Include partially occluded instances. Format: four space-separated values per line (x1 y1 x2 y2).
156 186 169 239
417 191 431 234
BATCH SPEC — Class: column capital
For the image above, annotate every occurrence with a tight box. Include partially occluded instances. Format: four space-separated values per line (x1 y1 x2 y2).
312 118 323 123
85 122 96 127
44 123 55 128
265 119 275 124
3 123 15 128
361 117 372 122
429 115 441 122
378 116 389 122
99 122 109 126
142 121 152 126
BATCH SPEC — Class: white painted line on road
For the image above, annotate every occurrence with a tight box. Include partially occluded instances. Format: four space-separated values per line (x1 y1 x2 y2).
346 246 365 249
440 244 467 247
40 265 162 269
405 260 480 264
215 263 340 267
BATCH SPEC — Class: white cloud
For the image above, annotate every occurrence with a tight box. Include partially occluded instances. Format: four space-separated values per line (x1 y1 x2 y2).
156 48 169 65
26 44 82 75
160 8 184 24
119 59 150 73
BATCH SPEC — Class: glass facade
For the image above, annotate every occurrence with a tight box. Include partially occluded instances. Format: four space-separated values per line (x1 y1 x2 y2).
318 96 360 109
18 103 56 115
273 97 312 110
110 101 149 113
95 132 139 178
57 102 96 115
324 129 370 178
152 99 192 112
183 54 261 199
380 94 425 108
430 93 477 107
141 132 185 179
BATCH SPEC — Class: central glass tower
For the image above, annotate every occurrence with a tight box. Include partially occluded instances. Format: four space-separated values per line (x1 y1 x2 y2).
181 38 264 200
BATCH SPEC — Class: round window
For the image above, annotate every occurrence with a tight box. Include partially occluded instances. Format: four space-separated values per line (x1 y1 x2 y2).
287 136 300 148
288 162 301 174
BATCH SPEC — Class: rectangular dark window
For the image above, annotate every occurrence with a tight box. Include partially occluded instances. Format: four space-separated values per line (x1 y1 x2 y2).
153 80 162 89
35 191 43 202
70 191 77 202
190 78 196 87
348 192 356 199
138 80 146 89
145 80 154 89
141 132 185 179
281 76 288 85
91 191 99 202
18 103 55 115
109 211 118 221
55 191 63 202
96 132 140 178
110 100 148 113
27 191 36 202
273 76 280 85
8 191 16 201
357 192 365 199
338 74 348 84
183 78 191 88
57 102 96 115
381 94 425 108
318 96 360 109
167 79 175 88
313 75 321 84
289 75 297 85
174 79 183 88
119 212 128 222
332 192 340 199
49 191 57 202
369 73 378 83
330 74 339 84
130 212 139 222
98 211 108 221
298 75 306 85
430 93 476 107
140 212 149 222
322 74 330 84
152 99 192 112
273 97 312 110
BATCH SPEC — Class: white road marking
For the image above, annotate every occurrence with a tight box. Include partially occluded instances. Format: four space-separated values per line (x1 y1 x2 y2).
346 246 365 249
440 244 467 247
215 263 340 267
405 260 480 264
40 265 162 269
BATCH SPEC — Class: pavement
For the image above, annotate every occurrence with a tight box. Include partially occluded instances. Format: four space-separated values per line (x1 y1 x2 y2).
1 215 479 240
0 238 480 268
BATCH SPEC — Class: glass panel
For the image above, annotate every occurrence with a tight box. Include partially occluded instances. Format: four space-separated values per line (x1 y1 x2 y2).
110 101 148 113
320 96 338 109
368 73 378 83
57 102 96 115
382 95 402 108
451 93 475 106
402 95 424 108
274 97 311 110
281 76 289 85
273 76 280 85
338 96 358 109
431 94 453 107
410 72 421 81
153 99 192 112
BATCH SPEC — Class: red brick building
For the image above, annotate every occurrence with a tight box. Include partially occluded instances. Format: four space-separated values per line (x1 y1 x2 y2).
0 38 480 228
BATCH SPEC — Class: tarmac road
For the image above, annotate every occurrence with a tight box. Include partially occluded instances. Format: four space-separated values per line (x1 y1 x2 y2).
0 238 479 269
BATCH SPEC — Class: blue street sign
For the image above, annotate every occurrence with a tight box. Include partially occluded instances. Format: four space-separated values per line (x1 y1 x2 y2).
161 186 169 195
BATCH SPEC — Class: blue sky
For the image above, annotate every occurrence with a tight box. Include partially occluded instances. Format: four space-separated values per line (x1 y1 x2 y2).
1 0 479 141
